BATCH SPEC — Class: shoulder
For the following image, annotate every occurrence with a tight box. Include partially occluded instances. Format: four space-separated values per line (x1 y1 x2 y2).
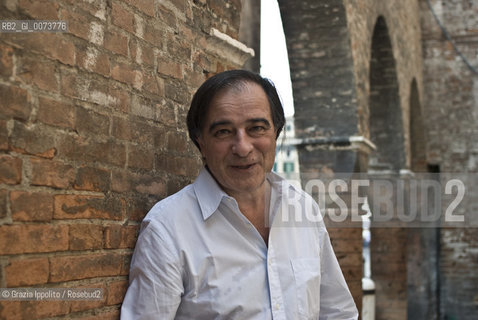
140 184 199 235
270 172 319 208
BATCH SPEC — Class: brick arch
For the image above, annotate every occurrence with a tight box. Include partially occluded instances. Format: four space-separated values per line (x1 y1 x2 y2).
277 0 364 312
368 16 405 172
409 78 427 172
368 16 408 320
278 0 358 142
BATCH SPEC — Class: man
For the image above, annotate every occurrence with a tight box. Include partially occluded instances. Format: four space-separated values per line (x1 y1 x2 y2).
121 70 358 319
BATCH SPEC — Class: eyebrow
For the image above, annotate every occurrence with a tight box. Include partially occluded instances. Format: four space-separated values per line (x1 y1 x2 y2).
208 118 271 133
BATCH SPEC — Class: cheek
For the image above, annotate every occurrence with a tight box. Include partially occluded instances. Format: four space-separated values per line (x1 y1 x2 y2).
203 141 230 160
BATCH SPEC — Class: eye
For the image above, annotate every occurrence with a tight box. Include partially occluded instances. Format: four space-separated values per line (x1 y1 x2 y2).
214 128 232 138
249 125 267 135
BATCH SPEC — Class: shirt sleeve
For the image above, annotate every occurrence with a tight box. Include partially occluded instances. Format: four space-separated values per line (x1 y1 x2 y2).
319 231 359 320
121 220 184 320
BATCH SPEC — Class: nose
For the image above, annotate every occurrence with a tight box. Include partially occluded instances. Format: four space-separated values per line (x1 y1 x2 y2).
232 129 253 157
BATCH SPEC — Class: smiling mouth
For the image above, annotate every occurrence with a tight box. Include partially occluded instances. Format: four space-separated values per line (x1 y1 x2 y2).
231 164 256 170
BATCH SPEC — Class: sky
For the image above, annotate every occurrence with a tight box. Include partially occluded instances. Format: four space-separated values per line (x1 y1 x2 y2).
260 0 295 117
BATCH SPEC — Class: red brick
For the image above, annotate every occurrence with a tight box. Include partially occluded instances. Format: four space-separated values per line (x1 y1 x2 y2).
144 23 164 46
113 114 156 146
60 9 94 42
157 4 177 29
54 194 123 220
132 173 166 196
130 39 155 67
16 56 58 92
330 238 363 253
167 131 188 153
156 154 199 177
112 2 135 34
124 0 155 16
111 61 142 89
111 170 132 193
60 69 81 98
37 96 75 129
75 107 110 137
64 0 107 21
142 71 162 95
167 34 191 61
130 117 156 145
0 300 70 320
106 280 129 305
18 0 59 20
158 58 183 79
184 66 207 88
130 95 155 120
76 45 110 77
336 252 362 267
49 252 125 282
0 224 68 254
5 257 49 286
30 158 75 189
18 0 59 19
0 43 14 77
60 69 130 112
164 80 190 104
0 189 7 219
11 191 53 222
128 144 154 170
0 120 8 151
104 224 138 249
13 33 75 66
10 121 56 158
69 224 103 250
104 30 129 57
74 166 110 192
73 309 120 320
156 101 176 127
58 134 126 167
125 195 155 221
0 155 22 185
69 282 106 313
121 252 132 275
193 49 214 72
0 84 31 121
153 125 168 150
111 116 132 141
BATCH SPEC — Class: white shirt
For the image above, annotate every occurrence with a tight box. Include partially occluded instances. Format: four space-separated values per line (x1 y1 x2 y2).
121 167 358 320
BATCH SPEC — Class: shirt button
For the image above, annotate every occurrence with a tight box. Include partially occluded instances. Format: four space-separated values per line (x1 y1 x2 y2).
275 303 280 310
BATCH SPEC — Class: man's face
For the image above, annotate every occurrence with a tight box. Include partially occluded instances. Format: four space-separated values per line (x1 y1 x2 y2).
197 82 277 196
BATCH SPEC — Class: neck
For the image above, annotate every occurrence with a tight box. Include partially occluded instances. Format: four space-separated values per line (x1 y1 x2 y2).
228 179 272 244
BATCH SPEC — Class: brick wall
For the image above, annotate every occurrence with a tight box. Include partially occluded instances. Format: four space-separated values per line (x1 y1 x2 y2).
420 0 478 319
0 0 246 318
279 0 423 317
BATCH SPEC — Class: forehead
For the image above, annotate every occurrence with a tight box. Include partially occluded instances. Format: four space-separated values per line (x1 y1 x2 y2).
205 82 272 122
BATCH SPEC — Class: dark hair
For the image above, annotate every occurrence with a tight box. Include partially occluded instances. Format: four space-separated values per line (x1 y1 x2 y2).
187 70 286 150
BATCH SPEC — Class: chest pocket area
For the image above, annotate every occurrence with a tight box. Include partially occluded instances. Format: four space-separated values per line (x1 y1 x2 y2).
291 258 321 319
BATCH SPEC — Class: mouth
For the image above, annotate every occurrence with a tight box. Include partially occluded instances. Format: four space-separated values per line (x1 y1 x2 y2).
231 163 256 170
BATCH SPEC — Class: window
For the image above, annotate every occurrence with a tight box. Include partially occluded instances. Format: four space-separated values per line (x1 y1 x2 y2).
283 162 294 173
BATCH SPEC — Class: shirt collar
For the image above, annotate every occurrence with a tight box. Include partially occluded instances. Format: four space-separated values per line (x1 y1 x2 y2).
193 167 230 220
192 167 291 221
